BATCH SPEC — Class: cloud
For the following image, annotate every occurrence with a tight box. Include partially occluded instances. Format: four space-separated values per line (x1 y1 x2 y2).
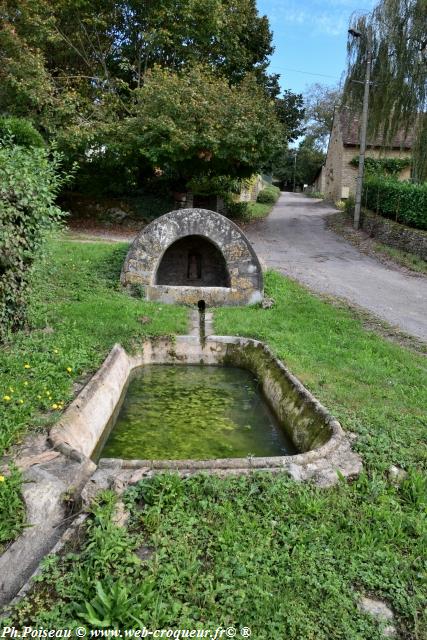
261 0 375 36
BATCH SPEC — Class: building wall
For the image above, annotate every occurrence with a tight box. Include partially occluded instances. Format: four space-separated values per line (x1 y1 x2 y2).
323 114 344 201
341 147 412 197
321 112 412 200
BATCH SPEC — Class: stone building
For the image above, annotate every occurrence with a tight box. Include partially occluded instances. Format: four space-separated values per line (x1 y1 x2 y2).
314 111 414 201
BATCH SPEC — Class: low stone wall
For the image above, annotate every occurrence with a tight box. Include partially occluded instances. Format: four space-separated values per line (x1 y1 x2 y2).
49 337 362 486
357 209 427 260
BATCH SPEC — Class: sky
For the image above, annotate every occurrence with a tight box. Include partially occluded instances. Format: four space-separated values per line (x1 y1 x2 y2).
257 0 376 96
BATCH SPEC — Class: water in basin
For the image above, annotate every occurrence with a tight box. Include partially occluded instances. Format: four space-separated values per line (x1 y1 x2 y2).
100 365 296 460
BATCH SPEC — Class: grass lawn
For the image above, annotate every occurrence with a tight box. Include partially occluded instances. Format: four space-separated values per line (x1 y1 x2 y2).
374 243 427 275
244 200 275 221
0 238 187 551
3 264 426 638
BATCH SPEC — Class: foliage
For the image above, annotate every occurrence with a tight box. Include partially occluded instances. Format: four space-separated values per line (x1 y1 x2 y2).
374 243 427 274
256 185 280 204
0 145 68 339
0 116 45 148
274 90 305 143
344 0 427 181
0 465 24 553
303 83 342 148
0 240 187 457
0 1 303 195
245 200 276 221
345 194 356 215
126 65 283 187
223 200 250 220
363 174 427 229
350 156 412 176
273 136 325 190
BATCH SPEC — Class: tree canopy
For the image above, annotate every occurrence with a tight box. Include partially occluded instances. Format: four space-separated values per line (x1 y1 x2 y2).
344 0 427 181
303 83 342 149
124 65 283 188
0 0 304 195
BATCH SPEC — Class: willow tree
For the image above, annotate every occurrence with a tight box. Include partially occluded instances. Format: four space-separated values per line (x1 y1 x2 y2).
344 0 427 181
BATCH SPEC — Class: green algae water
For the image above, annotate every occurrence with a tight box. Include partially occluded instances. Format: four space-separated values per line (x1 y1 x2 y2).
101 365 296 460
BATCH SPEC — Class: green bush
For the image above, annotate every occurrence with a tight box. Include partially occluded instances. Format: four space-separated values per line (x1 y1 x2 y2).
0 145 67 339
225 199 249 220
0 116 44 148
344 195 355 216
256 185 280 204
363 175 427 230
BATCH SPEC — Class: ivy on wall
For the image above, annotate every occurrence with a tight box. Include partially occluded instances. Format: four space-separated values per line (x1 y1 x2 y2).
350 156 412 176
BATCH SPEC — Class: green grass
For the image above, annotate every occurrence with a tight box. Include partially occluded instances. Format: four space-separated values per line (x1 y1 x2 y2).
5 270 427 638
216 272 426 472
0 465 25 554
0 238 186 551
245 200 275 221
374 243 427 274
0 238 187 457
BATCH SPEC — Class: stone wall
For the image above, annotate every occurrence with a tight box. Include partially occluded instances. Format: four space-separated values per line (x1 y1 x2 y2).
357 208 427 260
323 116 343 201
322 112 412 201
341 147 412 198
156 235 230 287
121 208 263 306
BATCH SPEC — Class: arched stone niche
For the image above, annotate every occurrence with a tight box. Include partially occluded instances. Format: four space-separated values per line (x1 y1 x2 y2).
121 208 263 306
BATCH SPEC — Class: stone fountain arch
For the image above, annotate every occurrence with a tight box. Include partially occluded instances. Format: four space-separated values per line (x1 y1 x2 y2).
121 208 263 306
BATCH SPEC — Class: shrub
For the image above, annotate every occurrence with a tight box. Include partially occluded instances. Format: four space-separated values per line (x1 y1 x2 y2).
257 185 280 204
225 199 249 220
363 175 427 230
0 116 44 148
0 145 68 339
344 195 355 216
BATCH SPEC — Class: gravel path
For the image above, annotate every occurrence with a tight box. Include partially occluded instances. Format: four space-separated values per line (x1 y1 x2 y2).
246 192 427 342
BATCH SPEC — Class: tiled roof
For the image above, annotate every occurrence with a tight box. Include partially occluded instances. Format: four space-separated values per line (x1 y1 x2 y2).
339 111 415 149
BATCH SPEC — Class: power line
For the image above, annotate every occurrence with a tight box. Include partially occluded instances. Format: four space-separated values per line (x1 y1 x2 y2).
269 66 340 79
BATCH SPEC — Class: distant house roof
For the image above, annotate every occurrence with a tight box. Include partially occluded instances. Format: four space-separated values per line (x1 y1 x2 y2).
339 111 415 150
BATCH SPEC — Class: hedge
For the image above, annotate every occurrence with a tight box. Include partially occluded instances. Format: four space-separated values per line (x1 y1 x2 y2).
0 145 67 340
256 184 280 204
363 175 427 230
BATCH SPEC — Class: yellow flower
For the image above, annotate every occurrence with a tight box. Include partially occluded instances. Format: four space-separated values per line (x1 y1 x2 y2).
19 399 24 404
54 349 59 354
66 367 73 373
0 475 5 482
9 387 14 393
51 403 58 410
45 390 50 396
37 395 42 400
24 381 28 386
24 364 31 369
3 395 11 402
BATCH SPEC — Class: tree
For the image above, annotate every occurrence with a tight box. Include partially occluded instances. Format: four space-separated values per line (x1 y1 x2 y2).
0 1 301 193
275 90 305 142
344 0 427 181
273 137 325 191
303 83 342 148
124 65 283 189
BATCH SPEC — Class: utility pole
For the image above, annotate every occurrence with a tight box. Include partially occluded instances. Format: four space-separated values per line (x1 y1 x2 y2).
292 151 297 193
350 26 372 230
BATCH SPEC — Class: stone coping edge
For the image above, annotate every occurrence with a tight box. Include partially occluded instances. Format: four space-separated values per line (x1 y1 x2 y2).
48 336 362 484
